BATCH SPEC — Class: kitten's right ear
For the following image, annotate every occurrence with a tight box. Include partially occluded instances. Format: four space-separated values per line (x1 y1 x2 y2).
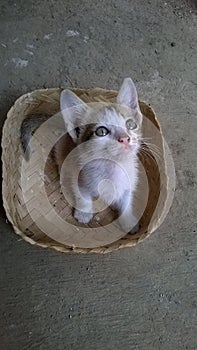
60 89 87 142
60 89 87 113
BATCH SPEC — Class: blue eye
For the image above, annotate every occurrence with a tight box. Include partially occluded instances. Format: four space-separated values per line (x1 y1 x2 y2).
126 119 137 130
95 126 109 137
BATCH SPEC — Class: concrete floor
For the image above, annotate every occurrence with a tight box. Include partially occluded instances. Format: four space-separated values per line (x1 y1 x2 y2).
0 1 196 349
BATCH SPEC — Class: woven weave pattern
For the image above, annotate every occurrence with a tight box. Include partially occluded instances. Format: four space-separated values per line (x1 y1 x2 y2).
2 88 167 253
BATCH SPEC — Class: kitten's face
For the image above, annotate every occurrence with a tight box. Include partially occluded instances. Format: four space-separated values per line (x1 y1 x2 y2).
75 104 142 161
60 77 142 162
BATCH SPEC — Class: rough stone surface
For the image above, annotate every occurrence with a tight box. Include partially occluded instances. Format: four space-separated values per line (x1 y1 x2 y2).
0 1 196 349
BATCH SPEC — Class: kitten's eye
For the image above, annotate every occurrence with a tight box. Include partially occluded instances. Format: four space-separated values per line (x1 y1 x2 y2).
95 126 109 137
126 119 137 130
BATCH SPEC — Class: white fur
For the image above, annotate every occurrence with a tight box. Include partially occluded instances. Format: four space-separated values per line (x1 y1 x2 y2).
57 78 142 233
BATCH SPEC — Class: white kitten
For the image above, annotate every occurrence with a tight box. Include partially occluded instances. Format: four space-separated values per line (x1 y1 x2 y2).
56 78 143 233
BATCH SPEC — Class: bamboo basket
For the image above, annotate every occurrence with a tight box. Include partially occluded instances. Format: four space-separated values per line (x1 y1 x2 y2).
2 87 169 253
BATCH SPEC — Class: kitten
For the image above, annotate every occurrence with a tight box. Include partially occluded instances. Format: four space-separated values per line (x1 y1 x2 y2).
57 78 142 233
21 78 142 233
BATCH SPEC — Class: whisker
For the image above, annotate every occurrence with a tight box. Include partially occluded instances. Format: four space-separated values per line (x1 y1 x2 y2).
142 148 161 159
139 149 159 164
140 140 161 151
141 146 161 159
144 144 161 154
139 144 161 163
139 140 162 158
140 137 154 141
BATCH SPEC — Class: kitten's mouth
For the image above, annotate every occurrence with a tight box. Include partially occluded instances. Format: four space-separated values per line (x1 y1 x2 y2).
120 143 132 151
119 142 138 153
121 146 130 152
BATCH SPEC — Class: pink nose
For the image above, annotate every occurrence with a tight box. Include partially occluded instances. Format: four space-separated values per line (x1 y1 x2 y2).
118 136 130 145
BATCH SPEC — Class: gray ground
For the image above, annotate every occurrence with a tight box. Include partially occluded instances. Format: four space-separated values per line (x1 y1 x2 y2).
0 1 196 349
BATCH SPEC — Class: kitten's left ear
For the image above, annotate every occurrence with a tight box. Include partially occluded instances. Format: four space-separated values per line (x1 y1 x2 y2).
117 78 140 111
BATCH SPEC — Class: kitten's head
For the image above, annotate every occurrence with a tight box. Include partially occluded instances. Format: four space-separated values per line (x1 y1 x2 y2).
60 78 142 162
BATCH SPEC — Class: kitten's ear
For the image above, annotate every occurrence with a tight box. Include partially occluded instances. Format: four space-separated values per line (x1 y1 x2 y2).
117 78 140 111
60 89 87 143
60 89 87 116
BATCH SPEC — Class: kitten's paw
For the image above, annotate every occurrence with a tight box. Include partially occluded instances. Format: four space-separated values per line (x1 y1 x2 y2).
74 209 93 224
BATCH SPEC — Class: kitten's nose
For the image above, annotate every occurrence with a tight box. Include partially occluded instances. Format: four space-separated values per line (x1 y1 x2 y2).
118 135 130 145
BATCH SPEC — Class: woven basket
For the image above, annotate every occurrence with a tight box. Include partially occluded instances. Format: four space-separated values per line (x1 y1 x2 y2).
2 87 168 254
